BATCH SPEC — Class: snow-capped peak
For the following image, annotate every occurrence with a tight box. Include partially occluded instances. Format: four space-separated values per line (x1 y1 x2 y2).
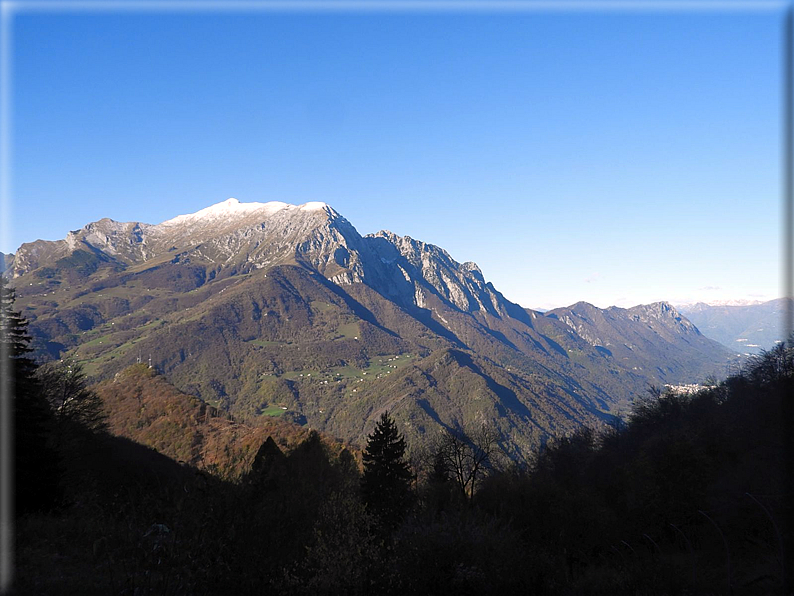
704 299 766 307
159 198 337 228
160 198 291 226
300 201 329 212
675 298 768 309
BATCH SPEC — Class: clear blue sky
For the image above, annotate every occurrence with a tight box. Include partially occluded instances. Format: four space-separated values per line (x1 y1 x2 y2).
4 3 784 309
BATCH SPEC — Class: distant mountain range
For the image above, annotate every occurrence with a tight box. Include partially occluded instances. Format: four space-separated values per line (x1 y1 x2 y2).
0 251 12 276
6 198 736 459
543 300 735 379
677 298 791 355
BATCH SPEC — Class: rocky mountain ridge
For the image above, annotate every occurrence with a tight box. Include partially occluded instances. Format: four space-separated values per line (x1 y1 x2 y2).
11 199 507 321
9 198 736 458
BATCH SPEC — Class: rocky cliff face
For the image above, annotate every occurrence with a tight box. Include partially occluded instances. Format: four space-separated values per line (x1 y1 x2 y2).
363 231 507 317
12 198 510 321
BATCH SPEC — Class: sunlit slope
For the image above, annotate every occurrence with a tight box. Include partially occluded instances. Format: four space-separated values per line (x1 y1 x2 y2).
10 199 735 457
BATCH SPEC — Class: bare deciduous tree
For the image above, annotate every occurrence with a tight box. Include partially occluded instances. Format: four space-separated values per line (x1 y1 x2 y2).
37 359 107 433
429 424 503 499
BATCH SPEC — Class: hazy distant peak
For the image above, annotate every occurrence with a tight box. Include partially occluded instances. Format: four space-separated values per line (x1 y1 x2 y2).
676 298 767 309
0 251 13 278
712 299 766 306
645 301 674 310
676 298 790 354
566 301 600 312
552 300 692 326
627 301 681 316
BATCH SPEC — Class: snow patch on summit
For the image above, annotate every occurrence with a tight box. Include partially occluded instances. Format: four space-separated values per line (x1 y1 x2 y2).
159 198 338 228
299 201 330 212
160 198 290 226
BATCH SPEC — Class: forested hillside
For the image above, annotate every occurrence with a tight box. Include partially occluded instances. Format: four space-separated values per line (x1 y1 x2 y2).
12 259 791 594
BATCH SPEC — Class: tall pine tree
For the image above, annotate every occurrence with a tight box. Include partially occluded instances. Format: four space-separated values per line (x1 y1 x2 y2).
1 279 60 513
360 411 413 526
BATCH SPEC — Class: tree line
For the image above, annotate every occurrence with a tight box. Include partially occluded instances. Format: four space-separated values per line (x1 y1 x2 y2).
6 275 793 594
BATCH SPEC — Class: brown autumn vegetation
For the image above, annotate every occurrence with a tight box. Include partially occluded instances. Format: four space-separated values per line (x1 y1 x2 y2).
95 363 356 479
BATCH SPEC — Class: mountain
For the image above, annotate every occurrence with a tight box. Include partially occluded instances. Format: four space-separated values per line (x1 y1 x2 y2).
0 251 12 276
542 301 735 381
9 198 734 459
677 298 791 354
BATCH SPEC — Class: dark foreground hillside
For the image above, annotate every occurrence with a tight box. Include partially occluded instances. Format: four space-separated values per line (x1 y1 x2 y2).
474 342 792 594
12 337 793 594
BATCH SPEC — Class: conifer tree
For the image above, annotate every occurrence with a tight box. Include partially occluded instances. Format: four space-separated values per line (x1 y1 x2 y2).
0 280 36 379
1 279 60 513
360 411 413 525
